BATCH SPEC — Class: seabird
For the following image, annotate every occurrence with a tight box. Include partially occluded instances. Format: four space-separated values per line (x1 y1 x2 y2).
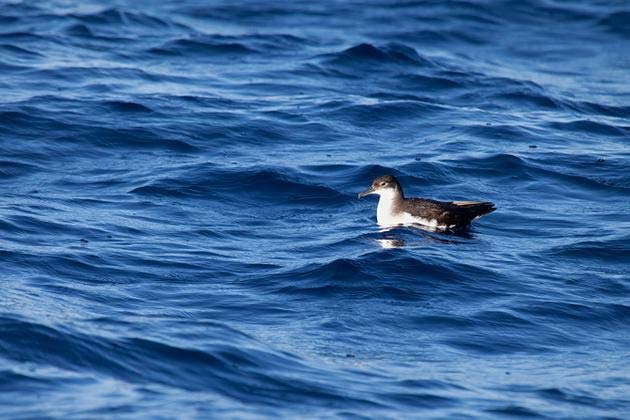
358 174 495 229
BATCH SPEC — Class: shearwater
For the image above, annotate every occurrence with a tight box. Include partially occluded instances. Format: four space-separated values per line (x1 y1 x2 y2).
358 175 495 229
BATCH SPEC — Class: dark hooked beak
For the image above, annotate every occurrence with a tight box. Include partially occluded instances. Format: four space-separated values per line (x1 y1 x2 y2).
358 187 375 198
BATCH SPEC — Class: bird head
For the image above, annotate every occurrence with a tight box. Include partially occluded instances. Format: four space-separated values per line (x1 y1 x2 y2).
358 175 401 198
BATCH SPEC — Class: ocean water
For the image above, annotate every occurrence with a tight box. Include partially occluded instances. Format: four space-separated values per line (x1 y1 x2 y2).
1 0 630 417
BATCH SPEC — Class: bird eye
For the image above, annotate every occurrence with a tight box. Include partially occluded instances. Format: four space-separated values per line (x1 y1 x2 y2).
380 182 386 186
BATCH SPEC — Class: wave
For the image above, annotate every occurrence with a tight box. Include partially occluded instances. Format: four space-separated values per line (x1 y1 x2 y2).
319 43 437 71
69 7 185 30
61 23 134 42
318 100 446 128
23 66 192 84
394 73 464 90
489 90 563 110
0 316 422 410
129 166 350 206
149 32 308 57
0 43 42 57
547 237 630 263
68 126 198 152
101 100 153 113
0 31 48 42
443 153 630 193
548 120 629 137
252 251 504 298
0 160 40 179
598 11 630 38
150 37 256 56
514 299 630 330
0 317 287 390
388 28 489 45
567 100 630 119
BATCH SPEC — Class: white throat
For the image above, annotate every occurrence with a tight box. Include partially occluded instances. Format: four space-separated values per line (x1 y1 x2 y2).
376 189 400 226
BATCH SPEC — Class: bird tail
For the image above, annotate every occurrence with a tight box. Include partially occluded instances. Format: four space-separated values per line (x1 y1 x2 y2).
451 201 496 219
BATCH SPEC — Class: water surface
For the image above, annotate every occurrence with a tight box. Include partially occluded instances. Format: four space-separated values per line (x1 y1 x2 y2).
1 0 630 417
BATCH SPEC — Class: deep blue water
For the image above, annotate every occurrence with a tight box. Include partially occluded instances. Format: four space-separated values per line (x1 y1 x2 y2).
1 0 630 417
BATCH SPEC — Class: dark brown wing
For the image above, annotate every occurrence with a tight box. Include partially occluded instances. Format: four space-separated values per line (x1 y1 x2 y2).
449 201 496 219
402 198 495 226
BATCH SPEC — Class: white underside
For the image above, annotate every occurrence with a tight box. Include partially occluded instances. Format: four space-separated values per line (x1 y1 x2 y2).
378 211 446 229
375 189 450 229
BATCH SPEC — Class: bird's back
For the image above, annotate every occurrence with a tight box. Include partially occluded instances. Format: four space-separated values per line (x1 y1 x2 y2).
401 198 496 227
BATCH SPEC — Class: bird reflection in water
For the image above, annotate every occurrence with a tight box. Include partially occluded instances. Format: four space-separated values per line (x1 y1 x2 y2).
376 224 472 249
377 237 407 249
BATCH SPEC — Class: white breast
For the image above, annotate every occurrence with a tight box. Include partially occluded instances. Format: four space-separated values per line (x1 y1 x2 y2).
376 191 443 228
376 189 400 226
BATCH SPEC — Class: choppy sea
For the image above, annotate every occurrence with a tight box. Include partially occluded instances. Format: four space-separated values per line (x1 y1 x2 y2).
1 0 630 417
